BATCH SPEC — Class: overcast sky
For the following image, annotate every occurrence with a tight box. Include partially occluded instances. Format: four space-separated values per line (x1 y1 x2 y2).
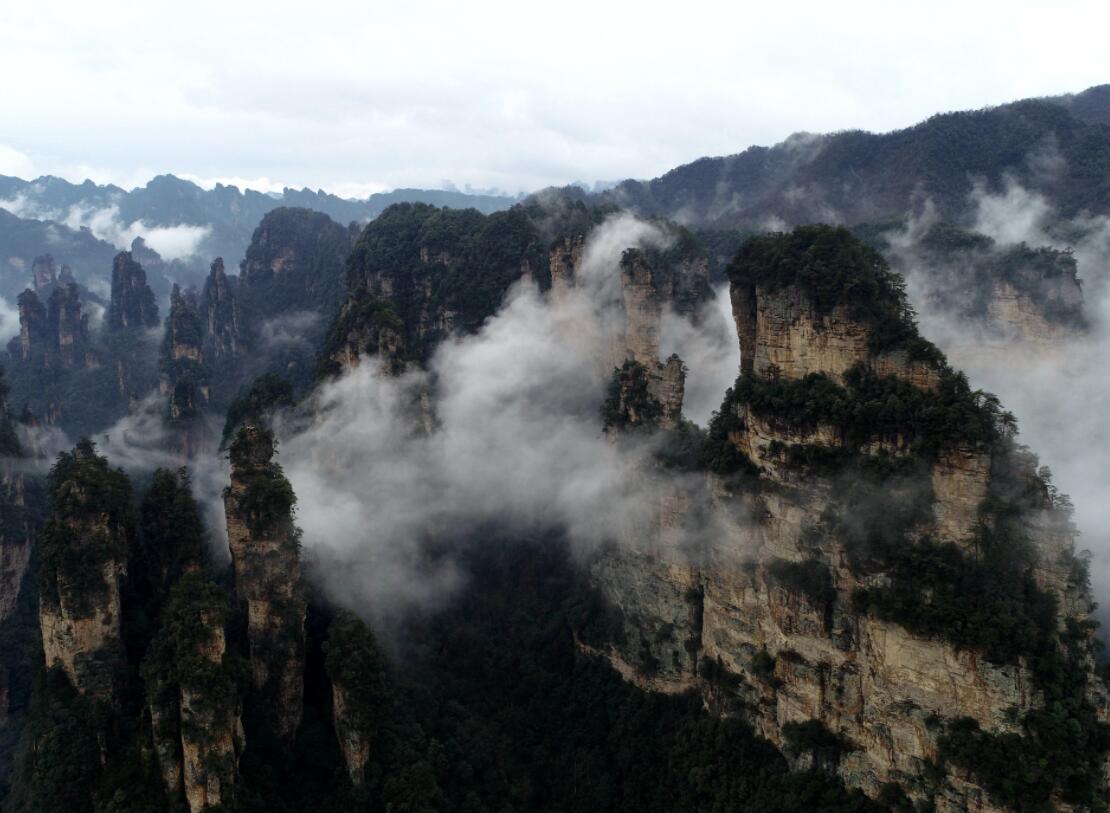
0 0 1106 198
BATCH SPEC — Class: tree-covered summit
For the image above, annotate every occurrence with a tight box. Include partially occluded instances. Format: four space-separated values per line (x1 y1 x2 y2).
729 225 941 361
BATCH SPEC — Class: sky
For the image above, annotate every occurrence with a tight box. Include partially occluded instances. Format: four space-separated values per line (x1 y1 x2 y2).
0 0 1106 197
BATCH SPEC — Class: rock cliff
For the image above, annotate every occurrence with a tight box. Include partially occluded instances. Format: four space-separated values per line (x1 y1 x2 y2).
160 285 211 457
588 226 1107 811
200 258 244 365
223 423 305 740
37 440 131 703
10 284 94 371
324 610 388 786
107 251 159 332
143 574 242 813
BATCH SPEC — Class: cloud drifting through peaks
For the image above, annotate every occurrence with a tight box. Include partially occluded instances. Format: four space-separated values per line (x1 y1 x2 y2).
884 177 1110 605
260 214 737 622
0 194 211 261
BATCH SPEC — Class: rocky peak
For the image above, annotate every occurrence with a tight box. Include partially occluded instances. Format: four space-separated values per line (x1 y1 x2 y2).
37 440 132 703
201 258 243 364
47 282 90 369
14 289 47 363
590 226 1107 811
11 285 93 370
239 206 349 319
601 250 687 432
160 286 211 458
729 225 941 389
31 254 56 290
143 574 242 813
549 235 585 304
107 251 159 331
324 610 388 787
223 423 305 740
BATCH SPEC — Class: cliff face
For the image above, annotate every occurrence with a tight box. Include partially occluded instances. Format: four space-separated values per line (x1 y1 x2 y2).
223 424 305 740
238 206 350 324
589 226 1106 811
0 386 43 788
144 574 242 813
37 441 131 703
107 251 159 332
160 285 211 457
867 222 1088 356
730 282 940 390
201 258 244 365
10 284 94 371
31 255 56 290
324 610 387 787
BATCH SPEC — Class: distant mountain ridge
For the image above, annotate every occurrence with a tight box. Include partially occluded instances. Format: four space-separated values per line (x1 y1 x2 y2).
582 84 1110 230
0 174 522 289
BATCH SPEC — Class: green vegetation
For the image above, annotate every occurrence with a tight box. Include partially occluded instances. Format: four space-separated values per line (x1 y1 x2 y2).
317 290 406 379
766 558 834 614
323 610 389 736
601 360 662 430
228 425 297 537
137 468 208 604
728 225 942 362
3 668 104 813
722 363 999 455
936 618 1110 811
221 374 295 447
38 440 133 614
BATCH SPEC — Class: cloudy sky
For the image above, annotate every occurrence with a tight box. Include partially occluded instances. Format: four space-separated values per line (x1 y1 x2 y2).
0 0 1106 197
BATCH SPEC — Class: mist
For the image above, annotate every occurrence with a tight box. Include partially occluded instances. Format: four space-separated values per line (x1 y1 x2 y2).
0 193 211 261
273 215 703 622
888 178 1110 605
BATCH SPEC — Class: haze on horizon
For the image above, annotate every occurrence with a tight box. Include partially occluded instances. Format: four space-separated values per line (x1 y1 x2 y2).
0 0 1106 198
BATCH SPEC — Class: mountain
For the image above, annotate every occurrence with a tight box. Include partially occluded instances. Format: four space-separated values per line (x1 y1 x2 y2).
2 86 1110 813
0 174 521 288
590 85 1110 231
0 209 119 302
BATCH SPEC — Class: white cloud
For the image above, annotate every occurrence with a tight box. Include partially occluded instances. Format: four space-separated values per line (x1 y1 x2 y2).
60 203 210 260
254 214 717 622
0 1 1105 194
0 144 34 178
0 295 21 344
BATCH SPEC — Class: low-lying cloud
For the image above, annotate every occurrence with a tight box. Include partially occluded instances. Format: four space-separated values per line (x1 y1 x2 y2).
0 193 211 261
890 178 1110 609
